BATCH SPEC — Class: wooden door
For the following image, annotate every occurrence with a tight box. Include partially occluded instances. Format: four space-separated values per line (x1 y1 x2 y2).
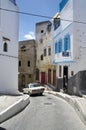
41 72 46 84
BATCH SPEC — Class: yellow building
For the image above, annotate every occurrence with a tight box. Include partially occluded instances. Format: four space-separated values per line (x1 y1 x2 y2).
36 21 56 87
18 40 36 91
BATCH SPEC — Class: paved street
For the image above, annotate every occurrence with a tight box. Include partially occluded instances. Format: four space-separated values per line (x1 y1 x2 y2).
0 93 86 130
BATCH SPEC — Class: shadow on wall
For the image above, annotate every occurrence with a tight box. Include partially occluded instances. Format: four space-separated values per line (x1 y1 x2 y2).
68 70 86 96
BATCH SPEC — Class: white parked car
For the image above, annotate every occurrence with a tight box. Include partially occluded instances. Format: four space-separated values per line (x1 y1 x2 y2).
23 83 45 95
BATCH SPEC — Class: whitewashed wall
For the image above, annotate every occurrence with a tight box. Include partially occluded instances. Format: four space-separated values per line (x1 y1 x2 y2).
53 0 86 78
0 0 19 94
60 0 73 30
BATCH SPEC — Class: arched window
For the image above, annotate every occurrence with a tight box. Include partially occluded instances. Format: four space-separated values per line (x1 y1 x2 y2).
3 42 8 52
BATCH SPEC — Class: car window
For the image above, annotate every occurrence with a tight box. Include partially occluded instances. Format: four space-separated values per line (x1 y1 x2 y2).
34 84 41 87
29 85 34 88
30 84 41 88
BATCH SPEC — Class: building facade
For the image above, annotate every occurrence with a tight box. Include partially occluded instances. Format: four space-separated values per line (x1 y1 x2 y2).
18 40 36 91
53 0 86 95
0 0 19 94
36 21 56 87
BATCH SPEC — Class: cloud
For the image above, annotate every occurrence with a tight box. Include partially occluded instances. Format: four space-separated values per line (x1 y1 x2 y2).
24 32 35 40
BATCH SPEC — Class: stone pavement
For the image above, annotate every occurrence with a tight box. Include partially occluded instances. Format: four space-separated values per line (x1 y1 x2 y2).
0 93 30 123
45 84 86 126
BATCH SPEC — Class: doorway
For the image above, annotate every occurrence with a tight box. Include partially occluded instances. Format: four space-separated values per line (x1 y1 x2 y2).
53 70 56 86
48 69 51 84
63 66 68 92
41 72 46 84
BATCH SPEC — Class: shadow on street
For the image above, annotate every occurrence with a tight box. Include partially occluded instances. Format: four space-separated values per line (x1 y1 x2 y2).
0 127 6 130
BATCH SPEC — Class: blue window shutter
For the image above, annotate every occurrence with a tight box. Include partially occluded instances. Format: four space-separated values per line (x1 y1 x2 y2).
64 34 70 52
59 39 62 53
68 34 70 50
57 42 59 53
55 39 62 53
59 0 69 12
58 42 60 53
55 42 57 54
64 37 66 52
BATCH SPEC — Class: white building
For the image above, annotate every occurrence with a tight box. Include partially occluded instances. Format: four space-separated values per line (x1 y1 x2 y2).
0 0 19 94
53 0 86 95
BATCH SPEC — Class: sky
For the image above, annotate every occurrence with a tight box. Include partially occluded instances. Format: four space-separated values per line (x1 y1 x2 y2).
16 0 61 41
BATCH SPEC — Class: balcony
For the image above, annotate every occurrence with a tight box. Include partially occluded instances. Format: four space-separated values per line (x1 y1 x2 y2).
62 51 70 57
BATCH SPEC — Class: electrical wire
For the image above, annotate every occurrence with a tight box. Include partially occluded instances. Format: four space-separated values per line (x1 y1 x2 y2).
0 8 52 19
0 53 18 59
0 7 86 59
0 7 86 25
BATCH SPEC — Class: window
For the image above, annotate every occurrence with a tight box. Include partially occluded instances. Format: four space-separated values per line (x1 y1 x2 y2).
64 34 70 52
20 45 26 52
28 61 30 67
41 30 44 33
55 42 58 54
71 71 74 76
54 18 60 30
44 48 47 56
40 55 43 60
55 39 62 54
19 61 21 67
48 47 51 55
58 39 62 53
3 42 8 52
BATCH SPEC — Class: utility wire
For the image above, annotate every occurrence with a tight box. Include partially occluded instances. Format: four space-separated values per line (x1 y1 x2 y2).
0 53 18 59
0 7 86 25
0 8 52 19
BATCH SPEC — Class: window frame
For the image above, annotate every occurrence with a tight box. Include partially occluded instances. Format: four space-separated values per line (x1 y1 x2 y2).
55 39 62 54
64 34 70 52
40 54 43 60
27 61 30 67
3 42 8 52
48 47 51 56
58 39 62 53
44 48 47 56
19 61 21 67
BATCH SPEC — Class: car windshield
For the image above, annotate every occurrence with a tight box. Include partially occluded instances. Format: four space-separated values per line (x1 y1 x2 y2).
30 84 41 88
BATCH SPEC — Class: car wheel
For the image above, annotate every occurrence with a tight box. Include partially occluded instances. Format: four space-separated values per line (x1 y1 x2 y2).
40 93 43 96
28 91 31 95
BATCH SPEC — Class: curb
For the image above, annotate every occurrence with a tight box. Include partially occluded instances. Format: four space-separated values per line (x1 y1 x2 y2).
46 90 86 126
0 95 30 123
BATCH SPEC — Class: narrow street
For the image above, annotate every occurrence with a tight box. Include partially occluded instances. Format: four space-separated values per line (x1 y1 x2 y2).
0 93 86 130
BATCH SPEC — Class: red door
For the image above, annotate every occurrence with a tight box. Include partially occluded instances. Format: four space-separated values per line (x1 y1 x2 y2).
41 72 46 84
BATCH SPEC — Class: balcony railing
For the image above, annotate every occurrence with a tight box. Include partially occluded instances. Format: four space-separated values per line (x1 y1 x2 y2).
62 51 70 57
